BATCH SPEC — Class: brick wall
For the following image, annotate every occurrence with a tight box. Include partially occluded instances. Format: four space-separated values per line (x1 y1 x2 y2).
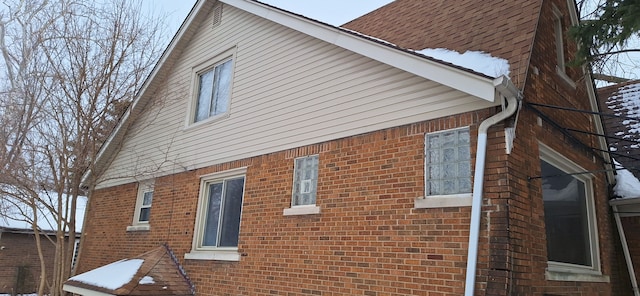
75 0 630 294
0 232 57 294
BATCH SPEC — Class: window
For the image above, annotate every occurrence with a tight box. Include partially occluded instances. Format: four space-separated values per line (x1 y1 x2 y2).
293 155 319 206
552 5 566 72
540 145 601 277
186 167 246 261
552 4 575 87
127 180 154 231
424 128 471 196
283 155 321 216
194 58 233 122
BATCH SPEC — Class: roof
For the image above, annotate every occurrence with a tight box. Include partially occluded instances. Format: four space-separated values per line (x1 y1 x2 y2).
342 0 542 89
84 0 519 186
0 193 87 233
598 80 640 179
64 245 195 296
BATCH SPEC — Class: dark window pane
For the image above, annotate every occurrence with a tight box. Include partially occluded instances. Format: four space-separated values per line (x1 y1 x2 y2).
138 208 150 222
219 177 245 247
203 183 223 246
541 160 591 266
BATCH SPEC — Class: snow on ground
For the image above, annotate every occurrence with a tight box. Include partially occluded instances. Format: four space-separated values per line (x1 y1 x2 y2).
68 259 144 290
613 159 640 198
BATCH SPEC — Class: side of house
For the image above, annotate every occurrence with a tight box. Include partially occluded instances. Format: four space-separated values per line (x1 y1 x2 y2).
73 0 631 295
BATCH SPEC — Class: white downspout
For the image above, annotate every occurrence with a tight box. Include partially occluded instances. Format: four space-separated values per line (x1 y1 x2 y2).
612 205 640 296
464 76 521 296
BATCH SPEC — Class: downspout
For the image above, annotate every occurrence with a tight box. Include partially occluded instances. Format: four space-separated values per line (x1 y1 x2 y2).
464 75 521 296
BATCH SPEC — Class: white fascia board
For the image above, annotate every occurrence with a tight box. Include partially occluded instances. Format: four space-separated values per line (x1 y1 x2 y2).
610 197 640 206
222 0 496 102
63 284 114 296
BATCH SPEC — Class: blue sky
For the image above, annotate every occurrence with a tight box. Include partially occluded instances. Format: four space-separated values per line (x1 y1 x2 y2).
143 0 394 36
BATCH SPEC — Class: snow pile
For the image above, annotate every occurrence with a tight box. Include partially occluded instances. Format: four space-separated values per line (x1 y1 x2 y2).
0 192 87 232
415 48 510 78
68 259 144 290
613 159 640 198
139 276 155 285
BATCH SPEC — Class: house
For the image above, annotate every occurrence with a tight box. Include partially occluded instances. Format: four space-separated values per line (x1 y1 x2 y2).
0 195 86 294
69 0 631 295
597 80 640 295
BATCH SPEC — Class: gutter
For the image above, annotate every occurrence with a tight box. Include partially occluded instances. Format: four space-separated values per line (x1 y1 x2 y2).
464 75 521 296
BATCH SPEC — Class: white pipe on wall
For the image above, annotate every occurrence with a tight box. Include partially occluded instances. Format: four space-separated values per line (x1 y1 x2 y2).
464 76 520 296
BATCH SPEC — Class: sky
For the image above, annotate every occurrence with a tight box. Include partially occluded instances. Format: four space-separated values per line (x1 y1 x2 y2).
142 0 395 36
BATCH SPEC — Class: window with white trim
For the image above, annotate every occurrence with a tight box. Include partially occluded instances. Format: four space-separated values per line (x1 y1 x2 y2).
193 57 233 123
552 5 566 73
186 168 246 261
424 128 471 196
540 145 601 276
128 180 153 231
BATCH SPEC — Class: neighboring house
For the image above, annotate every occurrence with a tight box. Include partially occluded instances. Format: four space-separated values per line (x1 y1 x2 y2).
0 195 86 294
68 0 631 295
597 80 640 295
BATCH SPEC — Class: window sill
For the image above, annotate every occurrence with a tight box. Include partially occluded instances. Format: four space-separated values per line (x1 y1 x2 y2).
414 194 472 208
184 112 230 131
283 205 321 216
555 66 576 89
545 268 609 283
126 224 150 232
184 250 241 261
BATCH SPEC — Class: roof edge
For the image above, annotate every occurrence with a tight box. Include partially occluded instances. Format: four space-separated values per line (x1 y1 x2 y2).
224 0 497 101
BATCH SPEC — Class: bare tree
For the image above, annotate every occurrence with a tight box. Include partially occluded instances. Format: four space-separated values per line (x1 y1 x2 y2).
574 0 640 81
0 0 166 295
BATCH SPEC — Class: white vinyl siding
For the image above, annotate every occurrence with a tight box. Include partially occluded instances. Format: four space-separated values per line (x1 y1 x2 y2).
97 5 499 188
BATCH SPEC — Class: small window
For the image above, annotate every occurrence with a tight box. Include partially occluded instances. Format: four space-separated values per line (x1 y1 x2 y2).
292 155 319 206
424 128 471 196
552 6 566 72
128 180 154 231
194 58 233 122
540 145 600 276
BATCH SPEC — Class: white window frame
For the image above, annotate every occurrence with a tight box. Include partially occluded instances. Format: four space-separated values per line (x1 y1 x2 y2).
552 5 576 88
539 144 606 282
185 167 247 261
284 155 321 216
126 180 154 232
187 48 236 127
416 127 472 208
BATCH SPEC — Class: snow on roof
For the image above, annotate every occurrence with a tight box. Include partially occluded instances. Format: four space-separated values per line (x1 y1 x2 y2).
0 193 87 232
614 159 640 199
68 259 144 290
415 48 510 78
606 83 640 144
343 28 510 78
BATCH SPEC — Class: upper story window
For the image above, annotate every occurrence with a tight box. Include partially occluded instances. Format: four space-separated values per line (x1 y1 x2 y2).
186 167 246 261
552 5 566 72
127 180 154 231
540 145 601 277
283 155 321 216
424 128 471 196
552 4 575 87
194 58 233 122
